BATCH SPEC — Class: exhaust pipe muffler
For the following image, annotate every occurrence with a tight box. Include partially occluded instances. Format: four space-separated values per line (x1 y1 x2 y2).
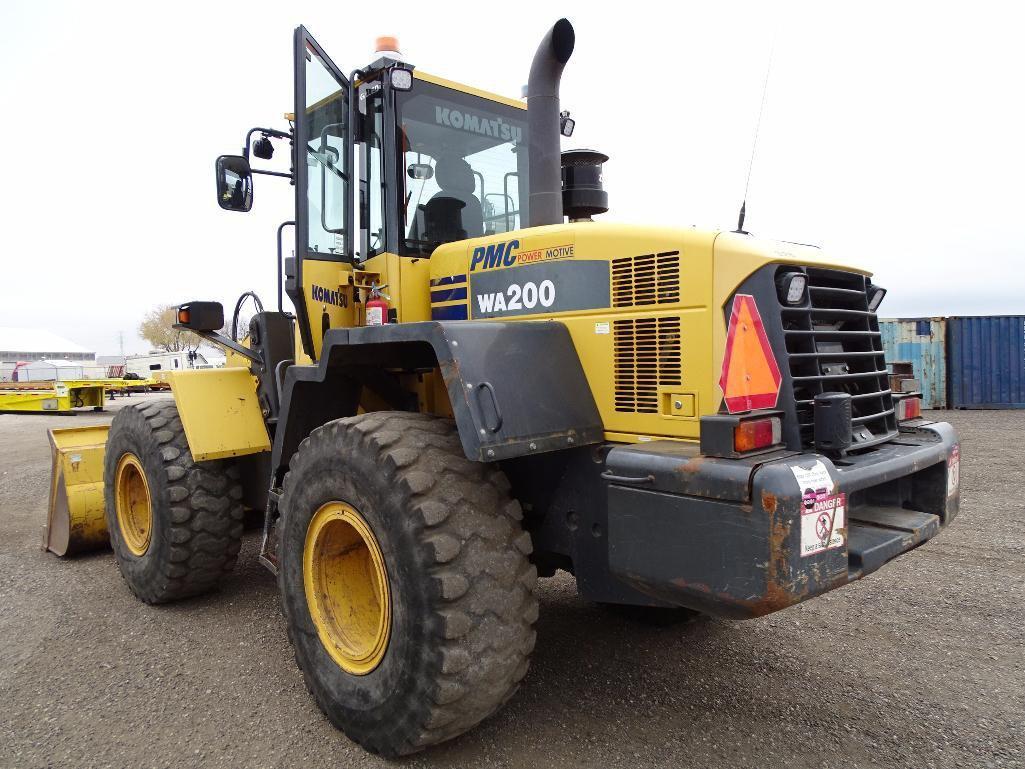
526 18 575 227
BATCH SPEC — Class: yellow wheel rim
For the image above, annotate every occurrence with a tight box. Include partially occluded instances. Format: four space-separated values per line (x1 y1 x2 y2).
304 502 391 675
114 453 152 556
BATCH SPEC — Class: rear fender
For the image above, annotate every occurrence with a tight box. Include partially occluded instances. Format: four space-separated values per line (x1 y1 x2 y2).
272 321 604 475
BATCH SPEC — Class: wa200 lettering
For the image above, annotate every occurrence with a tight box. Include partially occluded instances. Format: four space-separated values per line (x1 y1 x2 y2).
476 280 555 314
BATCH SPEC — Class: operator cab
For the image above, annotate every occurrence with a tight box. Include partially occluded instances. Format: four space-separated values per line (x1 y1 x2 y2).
212 27 534 358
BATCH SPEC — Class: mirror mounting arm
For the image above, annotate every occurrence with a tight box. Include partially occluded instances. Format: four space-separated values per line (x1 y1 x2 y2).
252 168 293 180
184 328 263 364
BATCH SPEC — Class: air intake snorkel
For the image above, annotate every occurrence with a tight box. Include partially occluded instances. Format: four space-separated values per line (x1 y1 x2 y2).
526 18 575 227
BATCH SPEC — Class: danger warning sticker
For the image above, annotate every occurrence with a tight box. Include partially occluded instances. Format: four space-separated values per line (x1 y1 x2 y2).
801 492 846 557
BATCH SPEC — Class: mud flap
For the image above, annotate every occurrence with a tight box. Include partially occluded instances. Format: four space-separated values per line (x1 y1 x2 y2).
45 426 110 556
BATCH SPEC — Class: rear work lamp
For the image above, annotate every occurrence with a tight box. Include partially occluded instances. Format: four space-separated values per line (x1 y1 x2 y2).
776 272 807 305
867 285 887 312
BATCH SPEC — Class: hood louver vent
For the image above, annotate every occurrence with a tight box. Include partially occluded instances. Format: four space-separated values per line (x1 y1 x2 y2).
612 251 680 308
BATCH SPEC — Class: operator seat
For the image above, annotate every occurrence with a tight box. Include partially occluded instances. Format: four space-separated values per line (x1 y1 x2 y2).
423 155 483 245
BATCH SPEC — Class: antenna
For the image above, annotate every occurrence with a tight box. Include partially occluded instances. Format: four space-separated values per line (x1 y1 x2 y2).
735 35 777 234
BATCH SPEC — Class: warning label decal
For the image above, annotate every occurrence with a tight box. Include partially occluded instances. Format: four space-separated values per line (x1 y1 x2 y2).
790 460 835 497
801 492 847 557
947 445 960 497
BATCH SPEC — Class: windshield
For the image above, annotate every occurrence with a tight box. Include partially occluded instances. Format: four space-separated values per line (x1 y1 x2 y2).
396 79 529 256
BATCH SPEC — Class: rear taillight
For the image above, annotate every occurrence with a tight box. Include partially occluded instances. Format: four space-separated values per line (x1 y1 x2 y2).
700 410 784 458
895 395 922 421
734 416 782 453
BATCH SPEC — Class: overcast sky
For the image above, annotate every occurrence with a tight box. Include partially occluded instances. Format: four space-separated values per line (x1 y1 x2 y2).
1 0 1022 355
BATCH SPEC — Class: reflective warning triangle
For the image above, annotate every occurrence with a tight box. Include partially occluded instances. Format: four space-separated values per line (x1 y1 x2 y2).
719 294 782 413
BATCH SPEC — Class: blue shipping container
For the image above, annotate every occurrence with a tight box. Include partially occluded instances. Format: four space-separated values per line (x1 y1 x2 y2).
879 318 947 408
948 316 1025 408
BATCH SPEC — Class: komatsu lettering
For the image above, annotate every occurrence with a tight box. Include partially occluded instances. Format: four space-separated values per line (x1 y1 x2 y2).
311 284 347 307
435 107 523 143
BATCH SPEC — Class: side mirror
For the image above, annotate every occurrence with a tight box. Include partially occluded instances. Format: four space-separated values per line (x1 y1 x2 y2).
215 155 253 212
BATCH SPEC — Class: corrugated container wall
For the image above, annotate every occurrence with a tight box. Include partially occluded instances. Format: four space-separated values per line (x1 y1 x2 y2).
948 316 1025 408
879 318 947 408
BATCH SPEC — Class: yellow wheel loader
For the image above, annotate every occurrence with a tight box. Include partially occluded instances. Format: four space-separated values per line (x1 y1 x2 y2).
47 19 961 756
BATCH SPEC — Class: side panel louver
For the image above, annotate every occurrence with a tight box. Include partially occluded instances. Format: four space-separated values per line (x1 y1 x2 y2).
613 316 682 413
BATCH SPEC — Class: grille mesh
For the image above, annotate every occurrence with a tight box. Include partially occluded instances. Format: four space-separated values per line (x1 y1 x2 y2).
613 316 682 413
781 268 897 449
611 251 680 307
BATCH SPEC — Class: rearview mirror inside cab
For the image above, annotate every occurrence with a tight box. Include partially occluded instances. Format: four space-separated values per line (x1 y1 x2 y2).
215 155 253 212
407 163 434 181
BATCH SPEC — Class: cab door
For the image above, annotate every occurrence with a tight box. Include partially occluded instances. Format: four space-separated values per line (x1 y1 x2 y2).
290 27 354 361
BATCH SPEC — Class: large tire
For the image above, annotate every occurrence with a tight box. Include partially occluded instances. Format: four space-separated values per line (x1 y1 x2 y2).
278 412 538 756
103 399 244 604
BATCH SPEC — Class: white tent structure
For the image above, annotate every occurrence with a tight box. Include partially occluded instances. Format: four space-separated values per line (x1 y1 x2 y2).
19 359 87 381
0 327 94 363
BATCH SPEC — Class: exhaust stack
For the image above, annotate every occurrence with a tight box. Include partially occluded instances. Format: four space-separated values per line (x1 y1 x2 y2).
527 19 575 227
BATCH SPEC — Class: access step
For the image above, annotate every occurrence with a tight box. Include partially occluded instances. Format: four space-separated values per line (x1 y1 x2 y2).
847 506 940 577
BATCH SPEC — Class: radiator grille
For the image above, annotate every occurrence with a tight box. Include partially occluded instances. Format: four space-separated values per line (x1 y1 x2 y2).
781 268 897 449
613 316 682 413
611 251 681 307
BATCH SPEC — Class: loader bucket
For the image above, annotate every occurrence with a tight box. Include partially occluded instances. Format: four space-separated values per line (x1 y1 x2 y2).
45 426 111 556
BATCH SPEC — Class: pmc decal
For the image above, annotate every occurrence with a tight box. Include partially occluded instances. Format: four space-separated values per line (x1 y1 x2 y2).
469 239 576 272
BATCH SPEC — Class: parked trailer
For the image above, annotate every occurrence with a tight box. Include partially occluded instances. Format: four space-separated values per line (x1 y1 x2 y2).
948 315 1025 408
124 351 208 377
0 380 106 413
880 318 947 409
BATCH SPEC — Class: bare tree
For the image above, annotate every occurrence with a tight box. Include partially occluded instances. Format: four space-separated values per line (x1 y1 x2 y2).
138 304 201 352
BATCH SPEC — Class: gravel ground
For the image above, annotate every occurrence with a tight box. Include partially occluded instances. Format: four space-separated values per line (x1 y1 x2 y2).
1 397 1022 768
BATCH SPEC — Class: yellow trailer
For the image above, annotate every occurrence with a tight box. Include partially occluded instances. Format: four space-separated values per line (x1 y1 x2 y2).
0 380 106 413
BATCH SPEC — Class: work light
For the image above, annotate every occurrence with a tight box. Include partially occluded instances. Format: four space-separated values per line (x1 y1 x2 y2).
560 110 575 137
777 272 807 305
390 68 413 91
867 285 887 312
253 135 275 160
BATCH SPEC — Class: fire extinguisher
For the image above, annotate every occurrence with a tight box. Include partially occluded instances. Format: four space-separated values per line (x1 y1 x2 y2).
365 283 390 326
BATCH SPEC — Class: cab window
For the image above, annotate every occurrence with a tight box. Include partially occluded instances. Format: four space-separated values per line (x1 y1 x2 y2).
396 79 529 256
